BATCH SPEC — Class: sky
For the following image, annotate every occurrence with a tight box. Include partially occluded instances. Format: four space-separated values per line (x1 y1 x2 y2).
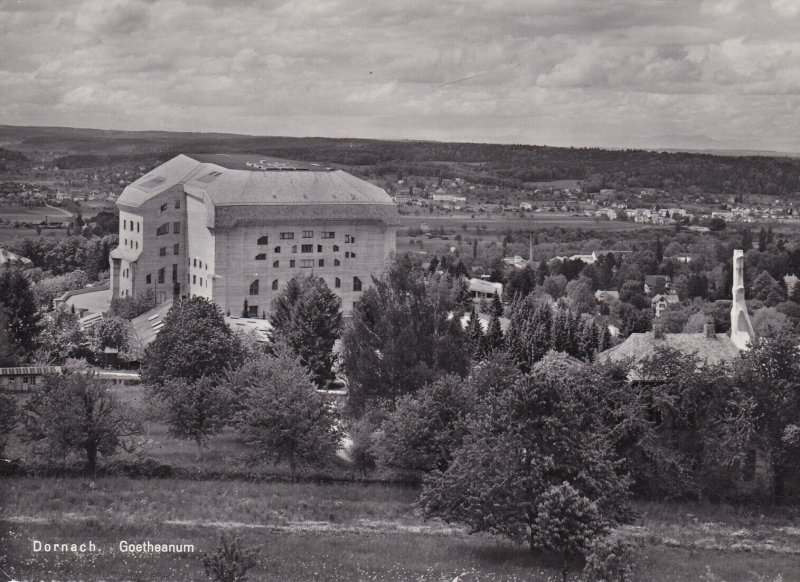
2 0 800 152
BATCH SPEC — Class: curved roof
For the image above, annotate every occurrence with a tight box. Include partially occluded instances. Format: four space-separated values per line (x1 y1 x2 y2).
117 154 397 225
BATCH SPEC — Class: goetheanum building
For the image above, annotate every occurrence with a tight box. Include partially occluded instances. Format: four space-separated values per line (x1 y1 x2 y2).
110 154 397 316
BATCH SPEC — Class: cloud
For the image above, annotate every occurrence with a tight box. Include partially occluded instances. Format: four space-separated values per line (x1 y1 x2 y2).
0 0 798 151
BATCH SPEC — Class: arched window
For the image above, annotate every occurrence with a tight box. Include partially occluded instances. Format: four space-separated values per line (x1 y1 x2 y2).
271 279 278 291
274 246 281 253
353 277 362 292
257 236 269 245
250 280 259 296
273 260 279 268
335 277 341 288
255 253 266 261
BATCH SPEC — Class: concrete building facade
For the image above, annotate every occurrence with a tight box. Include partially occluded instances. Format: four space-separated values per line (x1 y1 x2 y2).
110 154 397 316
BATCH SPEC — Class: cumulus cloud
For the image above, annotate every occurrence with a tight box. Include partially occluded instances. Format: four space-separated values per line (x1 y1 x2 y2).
0 0 799 151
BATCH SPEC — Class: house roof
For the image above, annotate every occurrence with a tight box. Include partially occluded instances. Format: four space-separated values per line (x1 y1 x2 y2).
117 154 397 226
0 366 62 376
0 248 33 269
597 331 741 378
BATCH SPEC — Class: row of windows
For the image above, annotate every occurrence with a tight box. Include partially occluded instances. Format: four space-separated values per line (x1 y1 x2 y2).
159 244 180 256
156 222 181 236
122 219 141 233
191 258 209 270
265 245 342 255
266 258 340 268
123 239 139 249
249 276 362 295
258 232 342 245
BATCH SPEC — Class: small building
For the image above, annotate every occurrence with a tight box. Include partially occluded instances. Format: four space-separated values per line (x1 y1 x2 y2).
651 293 680 318
468 278 503 301
0 366 63 393
595 290 619 303
644 275 671 296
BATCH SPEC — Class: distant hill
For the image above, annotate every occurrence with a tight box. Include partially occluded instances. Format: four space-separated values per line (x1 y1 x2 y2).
2 124 800 198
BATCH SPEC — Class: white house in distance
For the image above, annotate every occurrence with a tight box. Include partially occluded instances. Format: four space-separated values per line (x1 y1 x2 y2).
110 154 398 317
469 278 503 301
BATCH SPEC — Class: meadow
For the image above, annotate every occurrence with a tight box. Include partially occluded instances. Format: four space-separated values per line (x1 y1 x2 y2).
2 385 799 582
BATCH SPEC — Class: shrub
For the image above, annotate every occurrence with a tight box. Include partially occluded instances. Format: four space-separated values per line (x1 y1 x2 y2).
583 534 636 582
203 532 258 582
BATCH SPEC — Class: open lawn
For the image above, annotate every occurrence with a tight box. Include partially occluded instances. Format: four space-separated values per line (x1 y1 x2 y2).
2 476 799 581
3 388 800 581
0 225 68 245
0 203 72 222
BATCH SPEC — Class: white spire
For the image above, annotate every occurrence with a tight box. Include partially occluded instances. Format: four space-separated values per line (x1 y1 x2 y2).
730 249 755 350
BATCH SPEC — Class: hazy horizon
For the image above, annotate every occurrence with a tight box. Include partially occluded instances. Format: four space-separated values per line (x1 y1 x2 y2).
2 0 800 153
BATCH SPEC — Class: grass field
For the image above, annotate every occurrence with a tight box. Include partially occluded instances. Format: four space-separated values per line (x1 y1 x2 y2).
3 384 800 581
2 475 799 581
0 203 72 223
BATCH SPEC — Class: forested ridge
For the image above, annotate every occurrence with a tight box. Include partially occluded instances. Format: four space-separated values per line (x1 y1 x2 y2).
2 125 800 196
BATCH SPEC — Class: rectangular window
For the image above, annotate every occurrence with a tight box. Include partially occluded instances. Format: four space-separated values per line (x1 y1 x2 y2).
345 234 351 243
137 222 140 232
317 245 323 253
174 199 181 209
289 259 296 268
302 230 314 238
345 252 350 258
159 247 167 256
193 258 197 267
280 232 294 240
173 243 180 255
158 268 165 284
146 274 151 284
248 305 259 318
156 223 169 236
318 259 325 267
123 219 127 230
301 244 313 253
192 274 196 284
300 259 313 268
172 264 177 282
173 222 181 234
321 231 335 239
333 245 340 252
160 203 168 212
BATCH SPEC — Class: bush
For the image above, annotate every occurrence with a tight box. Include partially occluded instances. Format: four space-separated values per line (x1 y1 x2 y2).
106 458 173 478
203 532 258 582
582 534 636 582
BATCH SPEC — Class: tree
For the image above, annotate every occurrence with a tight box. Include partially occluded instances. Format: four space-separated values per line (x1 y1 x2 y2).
619 280 647 310
419 358 631 553
533 482 609 582
541 274 568 299
228 351 342 480
241 299 249 318
109 288 158 320
342 257 470 415
490 293 504 317
0 392 16 458
34 306 88 364
0 267 40 353
466 306 484 359
270 274 342 387
0 307 17 365
203 532 258 582
733 333 800 497
566 277 597 315
483 312 504 355
375 375 475 473
20 365 140 472
751 270 786 306
96 316 128 352
158 376 232 460
140 297 243 387
752 307 791 338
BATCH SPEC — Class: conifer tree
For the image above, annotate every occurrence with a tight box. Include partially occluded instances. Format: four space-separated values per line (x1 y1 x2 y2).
483 311 504 354
467 306 484 360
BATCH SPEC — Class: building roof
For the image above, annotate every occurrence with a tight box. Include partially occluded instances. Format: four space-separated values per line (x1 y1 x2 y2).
131 300 273 346
0 366 62 376
597 331 741 379
117 154 397 226
0 248 33 269
468 278 503 296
